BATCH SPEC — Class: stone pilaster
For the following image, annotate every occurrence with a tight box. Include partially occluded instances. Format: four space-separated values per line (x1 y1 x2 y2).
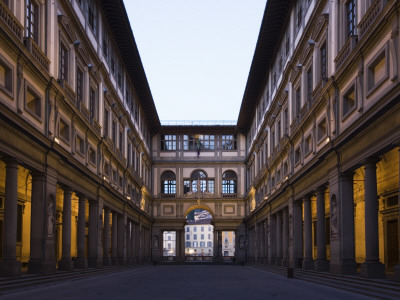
111 211 118 264
0 159 21 276
276 211 282 265
103 207 111 266
338 172 357 275
361 159 385 278
315 187 329 271
303 195 314 270
88 200 101 267
292 200 303 268
282 208 289 266
117 213 126 264
58 186 74 271
75 194 88 269
394 148 400 282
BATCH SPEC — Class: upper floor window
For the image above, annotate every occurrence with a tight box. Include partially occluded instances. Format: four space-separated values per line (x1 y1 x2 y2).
190 170 207 192
161 171 176 197
104 108 109 139
26 0 39 44
222 171 237 197
89 85 97 120
0 57 12 94
161 135 176 151
87 0 97 34
59 42 68 81
76 66 84 103
346 0 356 37
320 43 327 80
221 135 237 150
306 65 313 102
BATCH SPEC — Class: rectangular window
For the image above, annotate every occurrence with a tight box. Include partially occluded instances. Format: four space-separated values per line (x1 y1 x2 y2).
317 118 327 141
186 234 190 240
87 0 97 34
199 135 215 150
104 108 109 138
104 161 110 177
76 135 84 155
89 147 96 165
295 86 301 118
119 130 123 150
112 120 117 145
320 43 327 80
26 87 41 119
76 67 84 103
201 234 204 240
26 0 39 44
307 66 313 102
284 108 288 135
221 135 237 150
102 32 108 59
305 134 312 155
184 180 190 194
59 118 70 143
343 85 356 118
0 59 12 93
346 0 356 38
185 241 191 247
193 234 197 240
207 241 212 247
207 180 214 194
89 86 96 119
59 43 68 81
161 135 177 150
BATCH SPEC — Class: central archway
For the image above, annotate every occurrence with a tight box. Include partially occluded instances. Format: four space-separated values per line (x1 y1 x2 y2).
184 207 214 261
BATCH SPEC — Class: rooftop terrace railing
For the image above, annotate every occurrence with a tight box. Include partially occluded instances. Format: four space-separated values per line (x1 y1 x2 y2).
161 120 236 126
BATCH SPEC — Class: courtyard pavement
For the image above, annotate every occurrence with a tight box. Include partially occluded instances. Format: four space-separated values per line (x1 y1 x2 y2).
1 265 373 300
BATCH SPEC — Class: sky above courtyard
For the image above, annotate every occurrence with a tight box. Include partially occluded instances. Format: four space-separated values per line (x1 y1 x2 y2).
124 0 266 123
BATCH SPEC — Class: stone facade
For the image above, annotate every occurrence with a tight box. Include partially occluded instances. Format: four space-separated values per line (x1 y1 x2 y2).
0 0 399 283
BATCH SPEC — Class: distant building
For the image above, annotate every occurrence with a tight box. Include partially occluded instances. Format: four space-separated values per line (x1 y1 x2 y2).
185 220 214 257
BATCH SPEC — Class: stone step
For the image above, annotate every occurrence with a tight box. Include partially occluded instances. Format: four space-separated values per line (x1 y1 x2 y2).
0 264 147 295
248 264 400 299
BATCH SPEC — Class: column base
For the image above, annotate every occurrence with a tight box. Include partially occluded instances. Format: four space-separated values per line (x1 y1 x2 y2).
111 257 119 265
74 258 88 269
333 260 358 275
88 258 102 268
394 264 400 283
27 259 56 274
293 258 303 268
58 258 74 271
275 258 282 265
103 256 111 266
361 261 385 279
302 258 314 270
0 259 21 277
282 258 289 267
118 257 126 265
314 259 329 272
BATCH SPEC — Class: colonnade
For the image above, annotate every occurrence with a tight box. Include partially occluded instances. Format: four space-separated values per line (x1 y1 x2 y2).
0 157 151 276
248 153 400 279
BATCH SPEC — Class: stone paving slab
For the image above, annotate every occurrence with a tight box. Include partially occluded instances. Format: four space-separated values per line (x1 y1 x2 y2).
0 265 373 300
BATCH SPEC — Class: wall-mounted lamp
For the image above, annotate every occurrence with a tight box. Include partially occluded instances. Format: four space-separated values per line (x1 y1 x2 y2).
296 63 302 69
54 137 60 144
103 87 108 93
87 63 93 71
74 40 81 46
308 39 315 46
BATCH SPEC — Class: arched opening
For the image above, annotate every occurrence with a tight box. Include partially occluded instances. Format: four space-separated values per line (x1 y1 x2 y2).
184 208 213 261
160 170 176 198
222 170 237 197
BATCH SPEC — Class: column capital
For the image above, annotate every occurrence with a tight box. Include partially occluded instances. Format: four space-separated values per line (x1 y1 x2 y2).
30 170 46 179
364 157 381 168
61 185 73 193
315 186 326 195
76 193 87 201
339 171 355 180
3 156 19 167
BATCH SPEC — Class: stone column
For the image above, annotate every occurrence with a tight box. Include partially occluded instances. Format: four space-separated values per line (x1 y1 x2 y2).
303 195 314 269
111 212 118 264
213 230 218 260
395 148 400 282
88 200 101 267
276 212 282 265
103 207 111 265
282 208 289 266
75 195 88 268
58 187 74 270
293 200 303 268
0 159 21 276
259 222 265 263
131 222 137 263
126 220 131 263
28 171 56 274
338 172 357 274
269 214 277 264
361 159 385 278
315 187 329 271
263 221 268 263
117 213 125 264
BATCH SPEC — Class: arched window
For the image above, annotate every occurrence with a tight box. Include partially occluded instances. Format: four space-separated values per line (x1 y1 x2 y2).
190 170 207 192
222 171 237 197
161 171 176 197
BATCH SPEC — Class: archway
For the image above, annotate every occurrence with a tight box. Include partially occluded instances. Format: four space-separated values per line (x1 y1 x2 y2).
184 208 214 261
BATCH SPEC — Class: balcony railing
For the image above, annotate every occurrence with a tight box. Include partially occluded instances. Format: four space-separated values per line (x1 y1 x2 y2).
335 35 358 70
23 37 50 71
161 193 176 198
222 193 237 198
0 1 23 41
358 0 386 39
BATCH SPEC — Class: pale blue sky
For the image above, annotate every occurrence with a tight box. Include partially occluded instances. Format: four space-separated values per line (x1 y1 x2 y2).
124 1 266 122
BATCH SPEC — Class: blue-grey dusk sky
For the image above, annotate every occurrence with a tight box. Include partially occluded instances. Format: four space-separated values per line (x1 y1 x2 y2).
124 1 266 122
